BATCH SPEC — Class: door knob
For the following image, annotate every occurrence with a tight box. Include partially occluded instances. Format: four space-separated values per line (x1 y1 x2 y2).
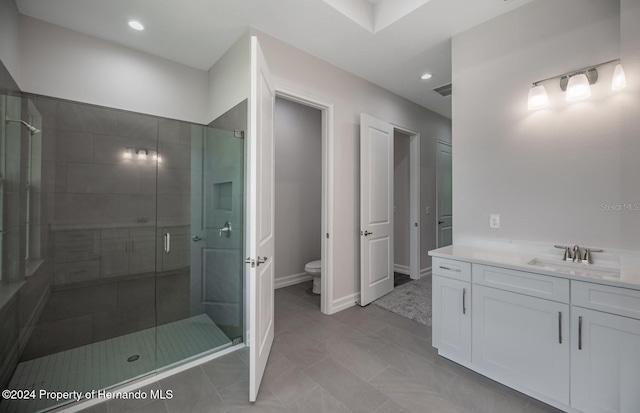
192 236 202 242
438 221 445 224
362 231 373 236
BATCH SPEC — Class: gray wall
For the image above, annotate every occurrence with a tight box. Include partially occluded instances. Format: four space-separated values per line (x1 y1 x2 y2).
451 0 633 250
252 28 451 303
393 131 410 269
0 0 21 87
274 97 322 281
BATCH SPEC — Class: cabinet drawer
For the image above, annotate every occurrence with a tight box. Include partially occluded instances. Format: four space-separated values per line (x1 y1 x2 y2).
64 260 100 283
572 281 640 320
473 264 569 303
432 257 471 282
54 230 97 244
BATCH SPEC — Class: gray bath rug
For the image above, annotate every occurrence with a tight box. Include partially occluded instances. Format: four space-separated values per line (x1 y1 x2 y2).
373 275 432 326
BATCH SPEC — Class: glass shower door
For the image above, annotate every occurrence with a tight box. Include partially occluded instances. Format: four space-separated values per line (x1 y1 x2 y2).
154 123 244 370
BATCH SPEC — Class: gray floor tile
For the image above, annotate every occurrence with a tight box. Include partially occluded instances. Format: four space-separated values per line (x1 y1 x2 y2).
202 353 249 391
442 374 529 413
107 382 161 413
260 353 318 405
369 366 463 413
375 325 433 360
304 358 389 413
218 379 291 413
372 343 456 393
159 366 227 413
127 399 170 413
286 386 352 413
373 399 410 413
317 335 388 381
273 341 327 370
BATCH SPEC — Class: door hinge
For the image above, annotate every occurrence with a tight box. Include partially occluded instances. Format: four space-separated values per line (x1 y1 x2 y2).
414 222 418 227
326 233 329 239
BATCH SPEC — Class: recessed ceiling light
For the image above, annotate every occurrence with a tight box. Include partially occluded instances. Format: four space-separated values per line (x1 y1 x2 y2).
128 20 145 31
421 73 433 80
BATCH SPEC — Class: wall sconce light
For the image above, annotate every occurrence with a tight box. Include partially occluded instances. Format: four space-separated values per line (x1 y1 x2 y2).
527 84 549 110
123 147 161 162
612 63 627 91
527 59 625 110
565 72 593 102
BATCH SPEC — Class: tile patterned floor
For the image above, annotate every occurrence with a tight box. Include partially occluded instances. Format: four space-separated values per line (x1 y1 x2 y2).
1 314 231 413
76 281 563 413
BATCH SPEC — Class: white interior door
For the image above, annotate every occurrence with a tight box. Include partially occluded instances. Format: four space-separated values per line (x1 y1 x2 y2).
360 114 394 306
248 37 275 402
437 141 453 247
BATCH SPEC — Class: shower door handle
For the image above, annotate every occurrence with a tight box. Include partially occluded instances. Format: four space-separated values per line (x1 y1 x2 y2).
164 233 171 254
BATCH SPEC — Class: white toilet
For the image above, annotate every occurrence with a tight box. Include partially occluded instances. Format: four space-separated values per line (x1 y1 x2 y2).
305 260 322 294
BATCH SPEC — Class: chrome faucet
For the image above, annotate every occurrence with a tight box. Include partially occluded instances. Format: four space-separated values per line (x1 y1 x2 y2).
573 245 582 263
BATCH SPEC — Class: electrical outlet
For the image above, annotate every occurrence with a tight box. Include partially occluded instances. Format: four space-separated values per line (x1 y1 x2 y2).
425 206 431 215
490 214 500 229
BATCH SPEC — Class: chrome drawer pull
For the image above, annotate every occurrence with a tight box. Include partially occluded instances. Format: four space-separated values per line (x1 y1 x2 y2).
439 265 461 272
578 316 583 350
558 312 562 344
462 288 467 315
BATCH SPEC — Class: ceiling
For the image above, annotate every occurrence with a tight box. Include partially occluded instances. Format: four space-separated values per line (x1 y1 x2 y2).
15 0 534 119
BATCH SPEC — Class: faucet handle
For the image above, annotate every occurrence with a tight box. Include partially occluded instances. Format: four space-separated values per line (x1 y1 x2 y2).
554 245 572 261
583 248 603 265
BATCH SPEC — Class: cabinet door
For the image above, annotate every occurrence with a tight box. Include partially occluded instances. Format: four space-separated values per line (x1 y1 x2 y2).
571 307 640 413
100 237 130 277
432 275 471 363
472 285 569 404
129 234 156 274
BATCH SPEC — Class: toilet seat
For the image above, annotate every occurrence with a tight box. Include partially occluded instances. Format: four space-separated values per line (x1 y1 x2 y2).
305 260 321 274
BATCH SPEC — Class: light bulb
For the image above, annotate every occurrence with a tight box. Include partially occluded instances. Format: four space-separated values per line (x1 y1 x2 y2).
566 73 591 102
137 150 148 160
128 20 145 31
123 148 133 160
527 84 549 110
612 63 627 91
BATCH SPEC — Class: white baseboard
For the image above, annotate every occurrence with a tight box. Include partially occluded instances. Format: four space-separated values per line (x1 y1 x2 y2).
420 267 432 278
331 292 360 313
274 272 312 289
393 264 410 275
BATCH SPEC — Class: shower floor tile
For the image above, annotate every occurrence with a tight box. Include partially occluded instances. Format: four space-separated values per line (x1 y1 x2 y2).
0 314 231 413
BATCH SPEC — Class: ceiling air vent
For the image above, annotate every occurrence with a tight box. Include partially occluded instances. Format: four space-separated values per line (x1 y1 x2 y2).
433 83 452 97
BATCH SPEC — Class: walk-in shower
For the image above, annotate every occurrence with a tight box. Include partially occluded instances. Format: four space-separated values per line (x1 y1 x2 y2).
0 93 246 412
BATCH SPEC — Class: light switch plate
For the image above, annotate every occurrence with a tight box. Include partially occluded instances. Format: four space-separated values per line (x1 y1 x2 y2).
490 214 500 229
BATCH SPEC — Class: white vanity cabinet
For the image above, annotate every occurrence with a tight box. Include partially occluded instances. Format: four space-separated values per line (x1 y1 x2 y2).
429 248 640 413
570 282 640 413
472 284 570 404
432 257 472 364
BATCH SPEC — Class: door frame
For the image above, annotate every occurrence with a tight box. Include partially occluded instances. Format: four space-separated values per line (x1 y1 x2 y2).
436 139 452 248
390 124 421 280
274 84 334 315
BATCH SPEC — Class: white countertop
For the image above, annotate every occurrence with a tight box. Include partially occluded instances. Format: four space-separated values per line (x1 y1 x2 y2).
429 245 640 290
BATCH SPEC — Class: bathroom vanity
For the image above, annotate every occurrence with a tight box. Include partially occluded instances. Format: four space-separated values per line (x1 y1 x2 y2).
429 245 640 413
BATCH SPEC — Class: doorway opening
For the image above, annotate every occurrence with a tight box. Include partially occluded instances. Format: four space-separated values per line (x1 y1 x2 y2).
273 87 334 314
359 115 420 306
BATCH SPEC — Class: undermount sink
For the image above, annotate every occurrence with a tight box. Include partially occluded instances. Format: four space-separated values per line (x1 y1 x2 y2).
527 258 620 278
